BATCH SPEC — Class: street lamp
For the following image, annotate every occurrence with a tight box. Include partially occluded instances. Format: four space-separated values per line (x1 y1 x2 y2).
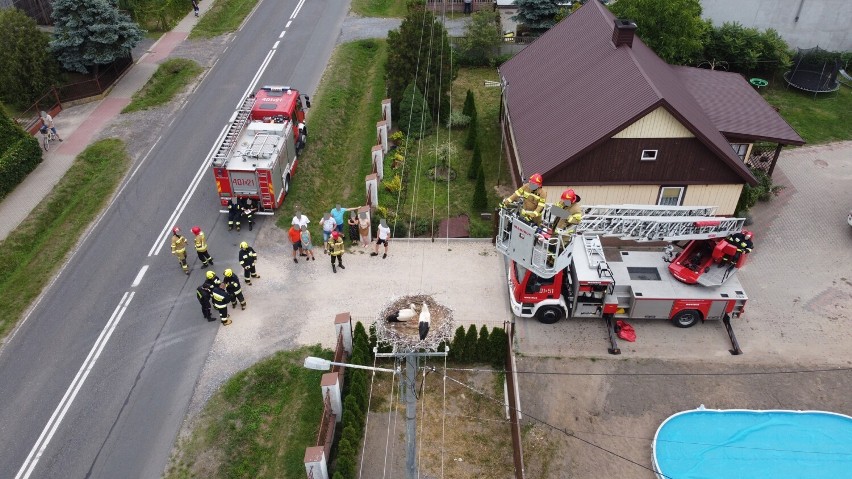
303 356 398 374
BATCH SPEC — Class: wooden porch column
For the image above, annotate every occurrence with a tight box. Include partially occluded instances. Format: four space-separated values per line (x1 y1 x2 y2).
767 143 783 177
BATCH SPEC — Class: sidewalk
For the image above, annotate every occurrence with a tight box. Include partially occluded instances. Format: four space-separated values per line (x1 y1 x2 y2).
0 4 213 242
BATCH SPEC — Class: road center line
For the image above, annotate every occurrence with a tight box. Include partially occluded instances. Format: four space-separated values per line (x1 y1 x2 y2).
290 0 305 19
286 20 292 28
273 40 280 50
131 265 148 287
15 292 135 479
279 30 286 38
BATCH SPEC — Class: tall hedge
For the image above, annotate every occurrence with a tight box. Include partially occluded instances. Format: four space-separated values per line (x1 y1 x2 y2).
0 136 42 200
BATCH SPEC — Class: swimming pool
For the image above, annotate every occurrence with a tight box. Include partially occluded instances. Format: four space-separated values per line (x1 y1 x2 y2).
653 406 852 479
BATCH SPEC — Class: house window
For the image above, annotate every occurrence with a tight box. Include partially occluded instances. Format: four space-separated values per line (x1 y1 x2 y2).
730 143 749 161
657 186 685 206
641 150 658 161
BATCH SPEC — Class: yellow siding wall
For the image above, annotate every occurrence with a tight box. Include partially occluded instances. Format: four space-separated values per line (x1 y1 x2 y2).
612 107 694 138
682 184 742 215
546 184 743 215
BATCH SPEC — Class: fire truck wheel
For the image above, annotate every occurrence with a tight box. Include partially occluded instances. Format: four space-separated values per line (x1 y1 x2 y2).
672 309 702 328
535 306 564 324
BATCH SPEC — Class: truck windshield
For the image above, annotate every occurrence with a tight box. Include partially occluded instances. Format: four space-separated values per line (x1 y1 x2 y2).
513 263 528 283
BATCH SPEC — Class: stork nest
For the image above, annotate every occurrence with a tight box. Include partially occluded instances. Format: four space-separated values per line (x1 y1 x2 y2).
374 294 454 353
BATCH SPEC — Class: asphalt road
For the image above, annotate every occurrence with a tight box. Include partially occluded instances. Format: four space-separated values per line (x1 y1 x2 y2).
0 1 348 477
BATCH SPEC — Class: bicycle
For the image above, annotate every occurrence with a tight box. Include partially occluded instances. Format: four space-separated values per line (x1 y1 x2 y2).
40 126 58 151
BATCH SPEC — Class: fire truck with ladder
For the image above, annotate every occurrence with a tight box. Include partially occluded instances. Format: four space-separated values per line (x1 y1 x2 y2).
211 86 310 213
496 203 752 354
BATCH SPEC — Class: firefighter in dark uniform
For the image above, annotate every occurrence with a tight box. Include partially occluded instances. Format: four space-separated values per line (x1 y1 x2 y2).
327 231 345 273
223 268 246 310
240 197 257 231
227 197 242 231
211 283 232 325
724 230 754 264
170 226 190 275
239 241 260 284
196 284 213 321
192 226 214 267
204 270 221 289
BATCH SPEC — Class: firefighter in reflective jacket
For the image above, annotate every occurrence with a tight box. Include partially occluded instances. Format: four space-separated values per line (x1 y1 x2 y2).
327 231 345 273
211 283 232 325
554 189 583 235
196 284 213 321
223 268 246 310
724 230 754 264
170 227 190 275
227 197 242 231
191 226 214 267
240 198 257 231
204 270 221 289
239 241 260 284
503 173 546 224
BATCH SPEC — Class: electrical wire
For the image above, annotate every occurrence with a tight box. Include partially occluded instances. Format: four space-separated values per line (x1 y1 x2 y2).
443 365 852 377
358 353 382 478
382 357 400 479
440 370 676 479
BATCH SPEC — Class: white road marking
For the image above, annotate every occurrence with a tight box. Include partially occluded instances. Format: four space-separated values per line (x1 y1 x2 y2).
286 20 292 28
15 292 135 479
273 40 280 50
279 30 286 38
131 265 148 287
290 0 305 19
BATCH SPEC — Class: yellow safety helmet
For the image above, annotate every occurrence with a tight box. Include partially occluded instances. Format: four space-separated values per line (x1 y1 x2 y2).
224 268 233 277
206 271 215 279
240 241 248 249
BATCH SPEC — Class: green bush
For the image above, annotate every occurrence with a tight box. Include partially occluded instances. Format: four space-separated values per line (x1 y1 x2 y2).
0 136 42 199
462 89 477 121
476 326 490 362
399 83 433 138
0 110 29 156
464 114 478 150
735 168 784 214
472 166 488 211
467 143 482 180
489 327 508 368
463 325 478 362
446 110 471 129
334 438 355 478
450 326 467 361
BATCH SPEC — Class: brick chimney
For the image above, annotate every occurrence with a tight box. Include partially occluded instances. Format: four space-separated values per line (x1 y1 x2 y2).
612 19 637 48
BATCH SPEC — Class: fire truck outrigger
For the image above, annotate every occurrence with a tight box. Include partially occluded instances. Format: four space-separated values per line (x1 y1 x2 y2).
211 86 310 213
496 203 753 355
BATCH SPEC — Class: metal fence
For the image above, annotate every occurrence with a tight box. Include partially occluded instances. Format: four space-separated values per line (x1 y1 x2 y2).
57 56 133 103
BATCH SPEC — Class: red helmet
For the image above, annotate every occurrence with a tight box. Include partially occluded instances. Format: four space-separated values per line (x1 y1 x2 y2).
742 230 753 240
191 226 201 235
172 226 181 235
332 231 341 239
528 173 543 187
560 189 577 204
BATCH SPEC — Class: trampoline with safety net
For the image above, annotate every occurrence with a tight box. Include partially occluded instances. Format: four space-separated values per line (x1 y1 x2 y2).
784 46 841 98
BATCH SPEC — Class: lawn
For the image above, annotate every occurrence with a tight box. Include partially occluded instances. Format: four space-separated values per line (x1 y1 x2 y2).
190 0 259 39
351 0 410 17
122 58 203 113
762 83 851 145
165 346 333 479
0 139 130 339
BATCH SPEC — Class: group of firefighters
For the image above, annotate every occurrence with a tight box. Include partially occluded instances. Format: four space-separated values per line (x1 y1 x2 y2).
170 225 259 325
502 172 585 242
226 197 257 232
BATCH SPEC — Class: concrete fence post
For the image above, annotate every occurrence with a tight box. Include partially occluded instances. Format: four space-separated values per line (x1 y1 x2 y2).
381 98 392 131
371 145 384 181
322 374 342 423
334 312 353 354
304 446 329 479
376 120 388 154
365 173 378 209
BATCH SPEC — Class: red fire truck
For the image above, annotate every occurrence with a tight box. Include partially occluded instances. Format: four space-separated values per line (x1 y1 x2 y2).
211 86 310 212
496 204 751 354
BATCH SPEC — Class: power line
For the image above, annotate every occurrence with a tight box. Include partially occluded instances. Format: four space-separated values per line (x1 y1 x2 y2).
359 355 382 478
442 366 852 377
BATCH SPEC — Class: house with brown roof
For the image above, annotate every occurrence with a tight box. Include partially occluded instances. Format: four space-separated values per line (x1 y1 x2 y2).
498 0 804 215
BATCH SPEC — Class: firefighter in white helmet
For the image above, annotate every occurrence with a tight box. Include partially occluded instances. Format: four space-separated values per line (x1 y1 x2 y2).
170 226 190 275
503 173 546 224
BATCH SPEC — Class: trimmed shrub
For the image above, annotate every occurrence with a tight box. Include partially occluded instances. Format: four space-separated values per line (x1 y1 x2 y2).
450 326 467 361
462 89 477 120
489 327 508 368
472 166 488 211
0 136 42 200
399 83 433 138
464 115 478 150
463 325 478 362
467 143 482 180
446 110 471 129
476 326 490 362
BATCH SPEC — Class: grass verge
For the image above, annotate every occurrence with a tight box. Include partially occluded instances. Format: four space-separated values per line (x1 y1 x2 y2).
763 83 851 144
123 59 203 113
275 39 389 230
190 0 260 39
0 139 130 339
351 0 410 17
165 345 333 479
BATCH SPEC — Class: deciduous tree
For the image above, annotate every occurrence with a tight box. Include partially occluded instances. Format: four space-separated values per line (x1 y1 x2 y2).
0 9 59 108
51 0 144 74
608 0 709 65
387 4 456 120
456 10 502 66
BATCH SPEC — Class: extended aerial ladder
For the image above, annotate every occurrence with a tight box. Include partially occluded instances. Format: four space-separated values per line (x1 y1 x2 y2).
496 204 746 280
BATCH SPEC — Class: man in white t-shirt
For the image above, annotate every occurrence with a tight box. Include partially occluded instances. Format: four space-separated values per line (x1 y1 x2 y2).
371 219 391 259
292 208 310 229
320 212 337 252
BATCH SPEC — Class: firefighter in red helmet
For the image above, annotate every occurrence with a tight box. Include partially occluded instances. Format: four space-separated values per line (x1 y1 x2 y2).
554 189 583 234
503 173 546 224
192 226 214 268
170 226 190 275
327 231 345 273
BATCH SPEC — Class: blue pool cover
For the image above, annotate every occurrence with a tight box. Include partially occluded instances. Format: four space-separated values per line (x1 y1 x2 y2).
653 407 852 479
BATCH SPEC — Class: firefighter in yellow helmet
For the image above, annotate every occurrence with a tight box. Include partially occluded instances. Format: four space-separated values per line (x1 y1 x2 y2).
191 226 214 267
170 226 189 275
210 281 232 326
238 241 259 285
223 268 246 310
503 173 546 224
